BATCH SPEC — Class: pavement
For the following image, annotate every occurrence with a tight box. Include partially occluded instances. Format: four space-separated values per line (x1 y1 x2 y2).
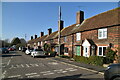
52 56 106 75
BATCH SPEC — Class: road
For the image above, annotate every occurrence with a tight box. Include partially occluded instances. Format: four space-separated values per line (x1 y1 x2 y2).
1 51 104 80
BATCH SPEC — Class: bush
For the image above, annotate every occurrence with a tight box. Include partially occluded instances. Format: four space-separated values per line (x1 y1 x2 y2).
104 47 116 64
73 56 104 66
59 55 70 59
73 56 89 64
88 56 104 66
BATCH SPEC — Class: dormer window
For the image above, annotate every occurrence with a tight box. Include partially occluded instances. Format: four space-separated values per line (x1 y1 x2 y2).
98 28 107 39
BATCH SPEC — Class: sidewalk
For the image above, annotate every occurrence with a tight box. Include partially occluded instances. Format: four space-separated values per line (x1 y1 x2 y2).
52 57 106 74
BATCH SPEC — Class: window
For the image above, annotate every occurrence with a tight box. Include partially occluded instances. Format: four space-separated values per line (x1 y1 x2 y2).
64 37 67 42
98 46 107 56
76 33 81 41
98 28 107 39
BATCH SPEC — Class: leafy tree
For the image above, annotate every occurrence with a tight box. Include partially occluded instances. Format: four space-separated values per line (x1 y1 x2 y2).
11 37 21 46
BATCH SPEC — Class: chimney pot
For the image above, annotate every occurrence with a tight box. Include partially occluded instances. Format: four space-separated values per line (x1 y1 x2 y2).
31 36 33 40
40 32 44 37
35 35 37 39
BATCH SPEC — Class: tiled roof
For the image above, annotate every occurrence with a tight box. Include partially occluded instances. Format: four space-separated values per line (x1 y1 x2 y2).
27 39 35 44
44 31 58 41
73 7 120 33
61 24 78 37
34 35 48 43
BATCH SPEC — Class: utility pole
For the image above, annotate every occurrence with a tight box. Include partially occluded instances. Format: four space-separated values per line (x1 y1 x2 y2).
58 6 61 56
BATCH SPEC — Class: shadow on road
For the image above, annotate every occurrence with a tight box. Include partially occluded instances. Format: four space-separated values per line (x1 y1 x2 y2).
1 54 22 57
2 74 104 80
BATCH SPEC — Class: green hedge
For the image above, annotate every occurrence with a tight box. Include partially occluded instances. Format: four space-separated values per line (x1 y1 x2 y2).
73 56 104 66
59 55 70 59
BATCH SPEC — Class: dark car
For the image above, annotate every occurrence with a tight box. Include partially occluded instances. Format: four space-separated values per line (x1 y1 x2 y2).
8 48 14 51
22 47 27 52
0 48 9 53
104 63 120 80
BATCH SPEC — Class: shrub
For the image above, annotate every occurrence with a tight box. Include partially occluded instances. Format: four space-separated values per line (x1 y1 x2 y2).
59 55 70 59
104 47 116 64
88 56 104 66
73 56 89 64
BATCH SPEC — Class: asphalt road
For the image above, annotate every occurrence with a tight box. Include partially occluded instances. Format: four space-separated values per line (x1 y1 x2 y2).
1 51 104 80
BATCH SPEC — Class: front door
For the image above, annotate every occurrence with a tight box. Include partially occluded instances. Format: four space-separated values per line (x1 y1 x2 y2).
83 46 89 57
76 46 81 56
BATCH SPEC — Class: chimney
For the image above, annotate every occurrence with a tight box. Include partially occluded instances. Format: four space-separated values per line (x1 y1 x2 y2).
40 32 44 37
76 10 84 24
58 20 64 31
48 28 52 35
31 36 33 40
34 35 37 39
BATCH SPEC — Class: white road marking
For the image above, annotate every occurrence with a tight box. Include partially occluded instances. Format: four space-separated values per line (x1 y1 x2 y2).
7 59 11 65
52 59 104 75
8 75 21 78
57 71 67 73
21 64 24 67
26 64 30 67
3 70 6 75
35 64 39 67
54 69 63 72
43 73 54 75
40 71 51 73
25 73 37 76
69 69 77 71
27 75 40 78
16 64 20 68
65 68 74 70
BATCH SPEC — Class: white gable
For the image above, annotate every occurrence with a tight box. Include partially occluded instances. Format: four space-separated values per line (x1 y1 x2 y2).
82 39 91 46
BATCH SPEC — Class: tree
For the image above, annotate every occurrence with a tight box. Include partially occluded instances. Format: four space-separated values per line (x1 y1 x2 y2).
11 37 21 46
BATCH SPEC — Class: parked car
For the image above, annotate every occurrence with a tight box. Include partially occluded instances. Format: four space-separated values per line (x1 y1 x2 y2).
25 49 33 55
0 48 9 53
31 49 45 58
8 48 14 51
104 63 120 80
22 47 27 52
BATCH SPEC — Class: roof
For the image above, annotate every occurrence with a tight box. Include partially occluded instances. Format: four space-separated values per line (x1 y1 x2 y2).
34 35 48 43
61 24 78 37
44 31 58 41
27 39 35 44
73 7 120 33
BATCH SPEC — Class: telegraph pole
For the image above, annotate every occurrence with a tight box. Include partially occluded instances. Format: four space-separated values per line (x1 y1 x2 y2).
58 6 61 56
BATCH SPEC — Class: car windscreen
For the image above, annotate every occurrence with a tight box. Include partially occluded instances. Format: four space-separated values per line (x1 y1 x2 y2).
35 49 43 51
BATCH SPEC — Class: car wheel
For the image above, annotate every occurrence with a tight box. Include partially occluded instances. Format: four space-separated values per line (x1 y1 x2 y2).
112 77 120 80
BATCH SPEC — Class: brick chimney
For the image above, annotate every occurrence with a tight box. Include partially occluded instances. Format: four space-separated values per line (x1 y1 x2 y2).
34 35 37 39
40 32 44 37
76 10 84 24
58 20 64 31
48 28 52 35
31 36 33 40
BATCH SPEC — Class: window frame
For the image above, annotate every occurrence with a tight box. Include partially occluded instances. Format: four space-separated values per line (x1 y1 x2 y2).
98 28 107 39
98 46 107 56
76 32 81 41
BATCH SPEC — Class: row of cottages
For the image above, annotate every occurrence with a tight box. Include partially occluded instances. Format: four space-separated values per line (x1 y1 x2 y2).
27 7 120 59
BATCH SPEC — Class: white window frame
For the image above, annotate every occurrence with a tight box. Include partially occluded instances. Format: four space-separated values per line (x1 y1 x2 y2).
64 36 67 42
98 46 107 56
76 32 81 41
98 28 107 39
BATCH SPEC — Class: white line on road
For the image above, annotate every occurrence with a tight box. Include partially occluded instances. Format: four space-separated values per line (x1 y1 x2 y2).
43 73 54 75
65 68 74 70
57 71 67 73
35 64 39 67
54 69 63 72
7 59 11 65
25 73 37 76
40 71 51 73
8 75 21 78
27 75 40 78
21 64 24 67
69 69 78 71
26 64 30 67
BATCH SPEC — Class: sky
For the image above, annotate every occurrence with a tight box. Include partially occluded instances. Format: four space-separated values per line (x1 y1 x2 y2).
1 2 119 42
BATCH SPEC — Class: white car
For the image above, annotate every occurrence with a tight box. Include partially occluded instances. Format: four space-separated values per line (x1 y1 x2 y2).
31 49 45 58
25 49 33 55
